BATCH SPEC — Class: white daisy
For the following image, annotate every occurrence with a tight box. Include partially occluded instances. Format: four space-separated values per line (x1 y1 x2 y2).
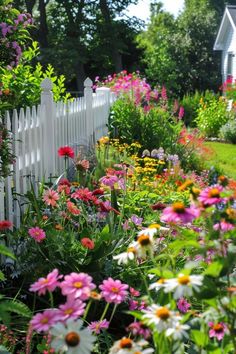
109 337 154 354
166 323 190 340
149 278 166 292
142 304 180 332
164 274 203 299
113 246 137 265
50 319 96 354
137 224 161 238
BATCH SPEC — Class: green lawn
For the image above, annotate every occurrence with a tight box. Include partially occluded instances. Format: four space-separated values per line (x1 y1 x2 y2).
204 142 236 180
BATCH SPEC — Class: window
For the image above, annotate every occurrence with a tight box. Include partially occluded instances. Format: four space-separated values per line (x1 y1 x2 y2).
227 53 234 78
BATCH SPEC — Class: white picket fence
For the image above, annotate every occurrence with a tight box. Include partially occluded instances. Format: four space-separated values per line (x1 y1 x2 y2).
0 77 116 227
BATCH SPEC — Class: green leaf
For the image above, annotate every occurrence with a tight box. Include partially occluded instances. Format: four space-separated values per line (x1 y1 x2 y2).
1 300 32 318
0 244 16 260
191 330 208 347
204 261 223 277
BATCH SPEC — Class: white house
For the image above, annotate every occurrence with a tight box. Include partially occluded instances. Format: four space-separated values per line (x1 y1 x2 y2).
214 5 236 84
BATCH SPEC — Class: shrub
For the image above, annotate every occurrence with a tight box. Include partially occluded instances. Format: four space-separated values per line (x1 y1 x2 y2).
219 119 236 144
195 96 230 137
109 97 182 153
181 90 218 127
0 42 71 110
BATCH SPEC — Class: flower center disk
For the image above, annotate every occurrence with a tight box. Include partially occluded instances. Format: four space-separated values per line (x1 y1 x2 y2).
172 202 185 213
65 332 80 347
178 275 190 285
138 234 151 246
156 307 170 320
120 338 133 349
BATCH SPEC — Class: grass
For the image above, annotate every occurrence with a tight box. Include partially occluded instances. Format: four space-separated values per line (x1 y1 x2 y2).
204 142 236 180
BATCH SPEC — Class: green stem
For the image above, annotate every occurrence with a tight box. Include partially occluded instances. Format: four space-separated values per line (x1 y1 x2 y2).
109 304 118 323
49 292 54 308
99 302 110 321
83 299 92 321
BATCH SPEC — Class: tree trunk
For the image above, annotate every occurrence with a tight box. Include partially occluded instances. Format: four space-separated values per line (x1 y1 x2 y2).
99 0 123 72
38 0 49 48
76 61 86 94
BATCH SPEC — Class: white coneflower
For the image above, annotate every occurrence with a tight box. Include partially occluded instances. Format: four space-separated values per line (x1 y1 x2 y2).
50 319 95 354
149 278 166 292
113 246 137 265
109 337 154 354
137 224 161 238
135 233 155 258
166 322 190 340
142 304 180 332
164 273 203 299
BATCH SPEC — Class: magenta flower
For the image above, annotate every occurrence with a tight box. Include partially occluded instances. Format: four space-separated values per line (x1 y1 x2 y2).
99 277 128 304
60 272 96 301
29 269 62 295
99 175 118 188
213 221 234 232
28 227 46 242
177 298 191 313
198 185 224 207
88 319 109 334
127 321 151 339
56 299 85 322
30 309 59 333
178 106 185 119
208 322 228 341
160 202 200 224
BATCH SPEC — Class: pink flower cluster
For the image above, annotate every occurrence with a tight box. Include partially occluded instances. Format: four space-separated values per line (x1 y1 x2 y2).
29 270 128 333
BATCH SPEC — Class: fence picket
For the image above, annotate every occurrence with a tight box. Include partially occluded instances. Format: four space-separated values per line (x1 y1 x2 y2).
1 78 115 225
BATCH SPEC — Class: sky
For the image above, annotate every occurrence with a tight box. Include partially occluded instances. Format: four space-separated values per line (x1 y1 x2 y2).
126 0 185 22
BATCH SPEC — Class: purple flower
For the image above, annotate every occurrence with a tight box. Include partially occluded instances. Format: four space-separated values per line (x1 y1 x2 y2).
177 298 191 313
130 214 143 226
88 319 109 334
178 106 185 119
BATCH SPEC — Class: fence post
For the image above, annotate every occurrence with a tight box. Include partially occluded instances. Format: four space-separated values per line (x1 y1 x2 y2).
96 87 111 137
84 78 93 146
40 78 55 180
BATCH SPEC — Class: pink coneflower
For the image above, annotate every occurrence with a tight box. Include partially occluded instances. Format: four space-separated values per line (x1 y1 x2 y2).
29 269 62 295
99 175 118 188
213 220 234 232
99 277 128 304
88 319 109 334
28 227 46 243
0 220 12 230
30 309 59 333
43 189 60 207
177 297 191 313
160 202 200 224
208 322 228 341
198 185 224 207
81 238 95 250
67 201 80 215
58 146 74 159
127 321 151 339
56 299 85 322
60 272 96 301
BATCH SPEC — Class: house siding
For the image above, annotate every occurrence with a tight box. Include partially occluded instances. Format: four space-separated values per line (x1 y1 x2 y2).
222 25 236 83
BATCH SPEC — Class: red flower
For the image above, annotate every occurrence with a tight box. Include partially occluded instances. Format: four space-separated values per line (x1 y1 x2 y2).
0 220 12 230
81 238 95 250
92 189 104 196
58 146 74 159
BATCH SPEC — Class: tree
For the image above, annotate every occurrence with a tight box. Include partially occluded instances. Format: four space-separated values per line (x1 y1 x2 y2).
137 0 225 96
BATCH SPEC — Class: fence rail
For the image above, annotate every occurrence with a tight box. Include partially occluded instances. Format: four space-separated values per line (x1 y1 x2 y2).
0 78 116 226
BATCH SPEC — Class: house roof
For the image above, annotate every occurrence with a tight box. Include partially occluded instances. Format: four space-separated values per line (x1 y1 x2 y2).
214 5 236 50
